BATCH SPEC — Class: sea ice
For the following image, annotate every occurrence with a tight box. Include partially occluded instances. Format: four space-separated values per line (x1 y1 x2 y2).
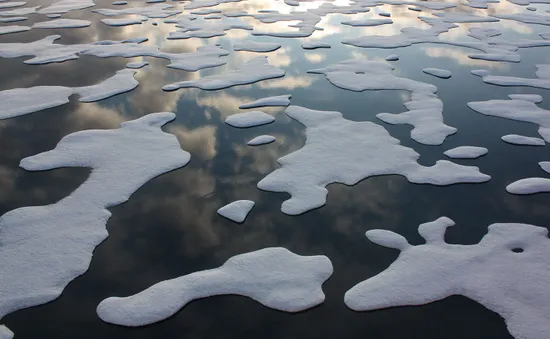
385 54 399 61
539 161 550 173
233 41 281 52
97 247 333 326
166 17 251 39
239 94 291 109
163 56 285 91
434 12 499 23
0 25 29 35
217 200 255 222
345 217 550 339
423 68 451 79
508 94 543 103
112 1 127 4
101 17 147 26
493 12 550 26
0 16 26 23
472 66 550 90
257 106 489 215
378 10 391 17
301 41 331 49
308 59 456 145
0 2 25 9
0 5 38 16
0 113 191 337
93 3 180 18
507 178 550 194
501 134 545 146
225 111 275 128
126 61 148 69
38 0 95 14
341 18 393 26
248 135 276 146
444 146 488 159
32 18 91 29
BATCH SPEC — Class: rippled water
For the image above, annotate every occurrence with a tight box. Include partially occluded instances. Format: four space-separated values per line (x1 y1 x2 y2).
1 0 550 338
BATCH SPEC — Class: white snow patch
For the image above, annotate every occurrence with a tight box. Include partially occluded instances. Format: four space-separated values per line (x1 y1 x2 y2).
233 41 281 53
248 135 276 146
341 18 392 26
258 106 489 215
217 200 255 222
508 94 543 103
444 146 488 159
225 111 275 128
38 0 95 14
502 134 545 146
385 54 399 61
93 4 180 19
507 178 550 194
101 17 147 26
239 94 291 109
0 25 29 35
32 18 91 28
301 41 331 49
423 68 451 79
472 66 550 89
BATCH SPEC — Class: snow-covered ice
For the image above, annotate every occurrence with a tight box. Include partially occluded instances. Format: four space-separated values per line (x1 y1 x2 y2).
472 66 550 90
301 42 331 49
508 94 543 103
248 135 276 146
423 68 451 79
507 178 550 194
444 146 488 159
225 111 275 128
233 41 281 53
126 61 148 69
385 54 399 61
38 0 95 14
502 134 545 146
32 18 91 29
239 94 291 109
217 200 255 222
0 25 29 35
341 18 392 26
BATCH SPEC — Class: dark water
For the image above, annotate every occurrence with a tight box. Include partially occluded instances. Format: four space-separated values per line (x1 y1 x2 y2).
2 0 550 338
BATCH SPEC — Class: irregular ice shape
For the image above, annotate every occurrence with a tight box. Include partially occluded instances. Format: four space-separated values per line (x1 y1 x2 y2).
126 61 148 69
217 200 255 222
345 218 550 339
239 94 291 109
434 12 499 23
167 17 251 39
508 94 543 103
0 2 26 9
184 0 241 10
472 66 550 89
97 247 332 326
233 41 281 53
190 8 220 15
0 326 13 339
112 1 127 4
308 59 456 145
301 41 330 49
93 3 180 18
385 54 399 61
507 178 550 194
225 111 275 128
341 18 392 26
250 10 321 38
502 134 545 146
0 25 29 35
444 146 488 159
38 0 94 14
32 18 91 28
378 10 391 17
258 106 489 215
423 68 451 79
248 135 276 146
0 69 137 119
0 5 38 16
468 99 550 142
539 161 550 173
463 0 499 8
493 12 550 25
101 17 147 26
0 16 26 22
0 113 190 337
163 56 285 91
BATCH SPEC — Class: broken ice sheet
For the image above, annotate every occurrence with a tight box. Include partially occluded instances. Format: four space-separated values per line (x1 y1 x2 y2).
258 106 489 215
217 200 255 222
0 113 191 337
472 66 550 90
97 248 333 326
345 217 550 339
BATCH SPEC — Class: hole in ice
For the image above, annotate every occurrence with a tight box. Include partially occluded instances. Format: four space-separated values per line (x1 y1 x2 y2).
511 247 524 253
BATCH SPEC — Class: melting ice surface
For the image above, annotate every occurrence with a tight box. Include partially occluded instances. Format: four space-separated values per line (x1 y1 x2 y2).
345 217 550 339
225 111 275 128
444 146 488 159
258 106 489 215
97 248 333 326
217 200 255 223
507 162 550 195
0 113 191 336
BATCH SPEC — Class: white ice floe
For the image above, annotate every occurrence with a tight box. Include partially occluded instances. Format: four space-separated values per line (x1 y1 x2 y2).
345 217 550 339
423 68 451 79
38 0 95 14
112 1 127 4
527 6 537 10
0 69 138 119
248 135 276 146
184 0 242 10
301 41 331 49
0 5 38 16
163 56 285 91
385 54 399 61
233 41 281 53
0 25 29 35
217 200 255 222
0 2 26 9
258 106 489 215
508 94 543 103
32 18 91 28
0 35 229 71
502 134 545 146
93 3 180 18
239 94 291 109
0 113 190 337
101 17 147 26
126 61 148 69
166 17 251 39
468 99 550 142
0 16 26 22
190 8 220 15
225 111 275 128
493 12 550 26
341 18 392 26
539 162 550 173
472 66 550 90
250 10 322 38
444 146 488 159
507 178 550 194
97 247 333 326
434 12 499 23
308 59 456 145
378 10 391 17
0 326 13 339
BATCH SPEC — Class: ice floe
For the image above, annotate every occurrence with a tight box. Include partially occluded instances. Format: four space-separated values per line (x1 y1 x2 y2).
507 178 550 194
32 18 91 29
38 0 95 14
167 16 251 39
97 247 333 326
163 56 285 91
508 94 543 103
93 3 180 19
101 17 147 26
385 54 399 61
341 18 393 27
0 2 25 9
257 106 489 215
301 41 330 49
225 111 275 128
239 94 291 109
0 25 29 35
0 113 190 337
433 12 499 23
345 217 550 339
0 5 38 16
502 134 545 146
112 1 127 4
0 69 138 119
423 68 451 79
126 61 148 69
308 59 456 145
217 200 255 222
472 66 550 90
444 146 488 159
493 12 550 26
0 16 26 22
233 41 281 53
248 135 276 146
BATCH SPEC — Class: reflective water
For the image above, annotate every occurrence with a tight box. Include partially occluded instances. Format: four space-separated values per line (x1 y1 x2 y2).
1 0 550 338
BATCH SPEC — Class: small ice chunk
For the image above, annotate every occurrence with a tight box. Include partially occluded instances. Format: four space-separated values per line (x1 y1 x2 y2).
239 94 291 109
341 18 392 27
0 16 26 22
0 325 13 339
507 178 550 194
444 146 488 159
97 247 333 326
378 10 391 17
508 94 543 103
46 13 61 18
0 2 26 9
248 135 276 146
0 25 29 35
502 134 545 146
423 68 451 79
539 161 550 174
126 61 148 69
385 54 399 61
225 111 275 128
301 42 331 50
32 18 91 29
409 7 422 11
472 66 550 90
217 200 255 222
112 1 127 4
39 0 95 14
527 6 537 10
233 41 281 53
101 17 146 26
